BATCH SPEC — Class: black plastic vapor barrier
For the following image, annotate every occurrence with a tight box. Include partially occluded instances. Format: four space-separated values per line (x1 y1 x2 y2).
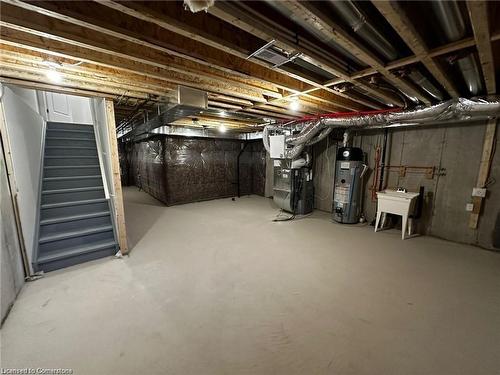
120 135 266 206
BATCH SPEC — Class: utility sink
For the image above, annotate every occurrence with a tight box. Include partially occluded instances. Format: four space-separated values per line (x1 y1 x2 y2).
375 190 420 240
377 190 420 200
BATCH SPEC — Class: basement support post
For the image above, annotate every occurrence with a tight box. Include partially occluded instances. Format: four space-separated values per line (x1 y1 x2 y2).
469 118 497 229
105 99 129 253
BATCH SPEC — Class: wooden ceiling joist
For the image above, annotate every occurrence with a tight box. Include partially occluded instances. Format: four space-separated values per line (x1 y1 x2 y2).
0 8 277 104
6 0 369 113
0 0 498 132
282 1 431 105
467 1 496 94
209 1 396 108
0 0 376 117
95 0 371 111
372 0 459 98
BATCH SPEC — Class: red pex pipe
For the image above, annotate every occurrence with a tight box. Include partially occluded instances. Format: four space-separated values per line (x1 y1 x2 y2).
274 107 402 126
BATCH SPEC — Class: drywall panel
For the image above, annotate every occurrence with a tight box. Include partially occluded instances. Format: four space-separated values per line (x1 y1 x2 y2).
7 85 39 113
42 92 93 124
1 140 25 324
91 98 113 197
69 95 93 124
1 86 44 271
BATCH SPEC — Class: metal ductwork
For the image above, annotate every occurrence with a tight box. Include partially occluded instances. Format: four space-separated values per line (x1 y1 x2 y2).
430 1 484 95
326 0 398 62
264 0 367 69
263 97 500 157
407 71 444 101
326 1 444 103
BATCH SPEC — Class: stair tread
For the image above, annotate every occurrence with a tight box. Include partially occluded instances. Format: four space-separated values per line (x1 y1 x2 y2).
44 165 100 169
46 128 93 134
42 198 107 209
47 122 93 126
42 186 104 194
39 225 113 243
43 175 101 181
40 211 110 225
45 146 96 149
46 137 95 141
45 156 98 159
37 240 117 264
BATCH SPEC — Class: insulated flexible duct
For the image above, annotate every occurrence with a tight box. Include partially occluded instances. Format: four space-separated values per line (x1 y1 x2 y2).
286 120 323 145
263 97 500 157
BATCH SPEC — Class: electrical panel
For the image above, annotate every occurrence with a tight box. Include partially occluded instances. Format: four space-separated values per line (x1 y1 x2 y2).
269 135 286 159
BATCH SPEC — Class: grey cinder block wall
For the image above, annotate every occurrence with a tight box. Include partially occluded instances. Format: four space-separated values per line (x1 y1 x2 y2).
312 121 500 251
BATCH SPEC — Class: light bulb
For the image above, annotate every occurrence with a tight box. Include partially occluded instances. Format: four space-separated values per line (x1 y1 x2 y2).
46 69 62 83
219 125 227 133
289 99 300 111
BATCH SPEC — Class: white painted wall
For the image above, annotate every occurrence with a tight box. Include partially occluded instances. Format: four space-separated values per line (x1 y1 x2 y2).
8 86 39 113
1 140 25 324
39 91 93 124
92 98 114 199
1 86 45 272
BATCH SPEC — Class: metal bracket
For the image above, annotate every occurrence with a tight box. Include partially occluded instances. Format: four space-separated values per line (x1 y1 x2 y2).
273 52 301 68
246 39 276 60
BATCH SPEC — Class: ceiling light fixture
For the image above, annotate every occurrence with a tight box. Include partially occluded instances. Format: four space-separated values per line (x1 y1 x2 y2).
46 69 62 84
289 98 300 111
219 124 227 133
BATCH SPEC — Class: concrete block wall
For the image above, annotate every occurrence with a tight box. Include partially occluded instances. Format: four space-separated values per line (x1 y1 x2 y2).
312 122 500 250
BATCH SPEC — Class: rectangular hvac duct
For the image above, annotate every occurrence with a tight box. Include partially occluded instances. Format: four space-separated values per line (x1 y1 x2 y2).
177 85 208 109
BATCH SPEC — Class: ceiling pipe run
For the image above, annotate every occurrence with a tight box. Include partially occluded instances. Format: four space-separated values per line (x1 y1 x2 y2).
407 71 444 101
326 0 443 103
264 0 367 69
430 1 484 95
262 97 500 158
326 0 398 62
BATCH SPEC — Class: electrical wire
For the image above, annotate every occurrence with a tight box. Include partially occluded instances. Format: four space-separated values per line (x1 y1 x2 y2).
272 209 295 222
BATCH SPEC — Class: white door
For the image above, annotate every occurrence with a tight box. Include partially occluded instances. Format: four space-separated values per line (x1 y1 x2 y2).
45 92 74 122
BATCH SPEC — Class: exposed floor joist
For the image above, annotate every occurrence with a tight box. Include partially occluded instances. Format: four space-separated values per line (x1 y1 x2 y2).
2 0 369 113
467 0 496 95
209 1 400 107
372 0 460 98
0 0 498 134
282 1 431 105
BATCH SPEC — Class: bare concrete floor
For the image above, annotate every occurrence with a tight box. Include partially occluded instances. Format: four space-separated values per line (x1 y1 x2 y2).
2 187 500 375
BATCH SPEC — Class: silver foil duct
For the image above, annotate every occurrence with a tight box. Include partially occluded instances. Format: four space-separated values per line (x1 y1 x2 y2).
263 97 500 159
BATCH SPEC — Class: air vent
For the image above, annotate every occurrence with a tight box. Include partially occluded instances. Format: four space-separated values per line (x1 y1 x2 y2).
254 48 290 66
247 40 298 68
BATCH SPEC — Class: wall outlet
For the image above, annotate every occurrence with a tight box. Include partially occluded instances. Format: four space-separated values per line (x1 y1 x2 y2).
472 187 487 197
465 203 474 212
